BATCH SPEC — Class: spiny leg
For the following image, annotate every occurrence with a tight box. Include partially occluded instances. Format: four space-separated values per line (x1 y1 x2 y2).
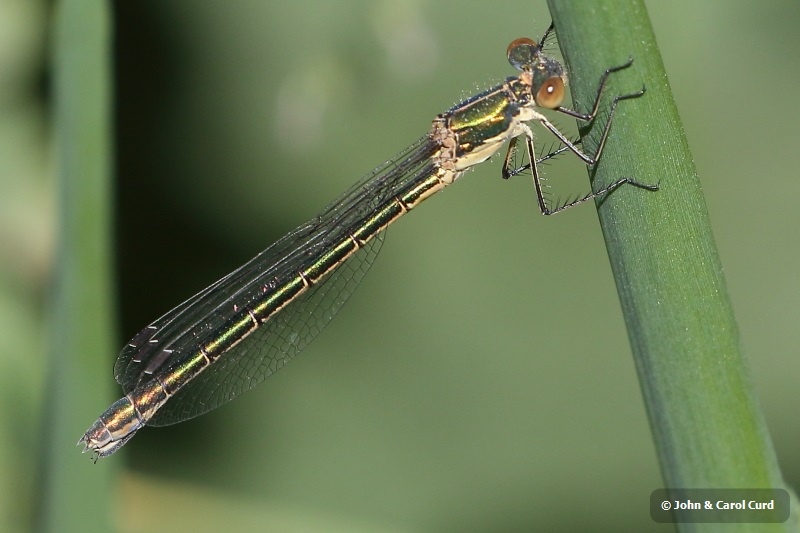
524 114 657 215
502 61 655 213
501 88 644 183
555 58 636 122
502 136 574 180
502 72 645 177
514 123 656 216
539 86 646 166
538 22 555 48
537 177 658 216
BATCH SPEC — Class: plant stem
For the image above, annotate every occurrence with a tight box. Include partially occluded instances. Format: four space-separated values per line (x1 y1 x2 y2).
546 0 795 529
38 1 116 531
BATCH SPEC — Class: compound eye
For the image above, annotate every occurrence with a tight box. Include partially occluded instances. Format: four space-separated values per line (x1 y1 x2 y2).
507 37 539 71
536 76 564 108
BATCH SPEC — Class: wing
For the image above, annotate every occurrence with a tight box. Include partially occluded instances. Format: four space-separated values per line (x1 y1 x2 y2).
112 136 438 424
147 232 382 426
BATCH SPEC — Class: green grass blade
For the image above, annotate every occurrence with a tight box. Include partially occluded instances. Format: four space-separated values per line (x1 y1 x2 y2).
37 1 116 531
546 0 796 529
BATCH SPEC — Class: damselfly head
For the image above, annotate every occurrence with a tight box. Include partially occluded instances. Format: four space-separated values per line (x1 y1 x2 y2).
508 35 566 110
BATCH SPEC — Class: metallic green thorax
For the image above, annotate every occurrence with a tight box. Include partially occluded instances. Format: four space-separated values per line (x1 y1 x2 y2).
444 78 533 158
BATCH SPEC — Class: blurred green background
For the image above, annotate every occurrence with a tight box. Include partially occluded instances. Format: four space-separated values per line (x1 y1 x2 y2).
3 0 799 531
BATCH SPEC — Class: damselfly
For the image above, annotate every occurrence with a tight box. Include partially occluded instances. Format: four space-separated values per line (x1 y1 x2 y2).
80 23 655 460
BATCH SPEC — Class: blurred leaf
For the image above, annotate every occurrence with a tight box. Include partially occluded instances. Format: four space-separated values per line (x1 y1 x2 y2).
37 1 116 532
